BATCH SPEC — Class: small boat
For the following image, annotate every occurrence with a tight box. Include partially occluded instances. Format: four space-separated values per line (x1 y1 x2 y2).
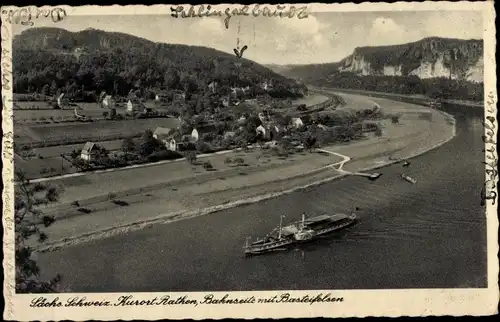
401 173 417 184
244 212 357 256
402 161 411 167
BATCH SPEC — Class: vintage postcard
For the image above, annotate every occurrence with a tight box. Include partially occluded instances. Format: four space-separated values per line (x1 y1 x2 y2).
2 1 498 320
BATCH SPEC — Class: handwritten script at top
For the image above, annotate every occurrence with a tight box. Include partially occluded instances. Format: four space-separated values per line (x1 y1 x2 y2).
481 91 498 207
170 4 308 29
1 7 66 26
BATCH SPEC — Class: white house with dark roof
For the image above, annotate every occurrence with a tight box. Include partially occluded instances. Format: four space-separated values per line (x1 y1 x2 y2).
260 80 274 91
80 142 98 161
291 117 304 129
208 81 218 94
127 98 144 114
256 122 284 141
167 133 193 151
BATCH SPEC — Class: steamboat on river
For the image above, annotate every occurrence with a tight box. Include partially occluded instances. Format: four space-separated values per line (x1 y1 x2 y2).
244 212 357 256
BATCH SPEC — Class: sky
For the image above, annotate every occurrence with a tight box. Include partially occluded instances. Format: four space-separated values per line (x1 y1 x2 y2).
13 10 483 65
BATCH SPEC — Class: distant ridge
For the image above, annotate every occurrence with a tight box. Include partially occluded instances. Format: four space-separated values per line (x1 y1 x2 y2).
267 37 483 83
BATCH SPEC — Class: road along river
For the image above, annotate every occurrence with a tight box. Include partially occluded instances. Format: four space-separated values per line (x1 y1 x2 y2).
37 101 487 292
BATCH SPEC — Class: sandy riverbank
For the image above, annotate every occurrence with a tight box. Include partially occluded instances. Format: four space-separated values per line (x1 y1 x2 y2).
34 92 456 251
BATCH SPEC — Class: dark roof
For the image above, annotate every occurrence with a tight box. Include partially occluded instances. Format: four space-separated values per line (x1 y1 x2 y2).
81 142 96 153
154 127 173 137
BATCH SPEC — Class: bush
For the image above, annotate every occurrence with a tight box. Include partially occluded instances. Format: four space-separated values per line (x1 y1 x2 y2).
297 104 307 111
233 157 245 165
184 150 197 164
374 127 383 137
224 157 233 164
146 150 182 162
391 115 400 124
203 161 213 170
196 141 213 154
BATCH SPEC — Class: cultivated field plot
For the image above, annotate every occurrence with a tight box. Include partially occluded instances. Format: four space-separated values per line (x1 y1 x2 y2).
32 140 124 158
15 154 78 179
16 118 180 144
12 101 51 109
13 102 127 123
46 148 344 206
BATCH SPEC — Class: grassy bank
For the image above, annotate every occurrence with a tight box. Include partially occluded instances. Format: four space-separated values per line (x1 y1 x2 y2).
312 87 483 108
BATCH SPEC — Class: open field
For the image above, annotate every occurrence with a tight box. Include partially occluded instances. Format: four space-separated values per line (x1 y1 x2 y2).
16 139 126 179
40 147 343 209
13 101 129 123
15 118 180 145
15 153 78 179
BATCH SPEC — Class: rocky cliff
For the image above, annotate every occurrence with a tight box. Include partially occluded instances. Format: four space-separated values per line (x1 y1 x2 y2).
337 37 483 82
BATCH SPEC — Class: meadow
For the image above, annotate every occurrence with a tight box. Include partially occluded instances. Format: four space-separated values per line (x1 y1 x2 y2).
15 118 180 146
13 102 128 123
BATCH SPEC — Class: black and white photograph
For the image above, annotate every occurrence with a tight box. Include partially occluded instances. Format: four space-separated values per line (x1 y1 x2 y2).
2 2 498 320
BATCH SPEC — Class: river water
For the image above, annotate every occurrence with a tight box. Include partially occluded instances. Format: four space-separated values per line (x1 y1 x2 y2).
38 104 487 292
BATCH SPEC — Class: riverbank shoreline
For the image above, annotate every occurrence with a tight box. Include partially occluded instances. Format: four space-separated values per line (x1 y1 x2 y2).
33 92 457 252
312 87 483 108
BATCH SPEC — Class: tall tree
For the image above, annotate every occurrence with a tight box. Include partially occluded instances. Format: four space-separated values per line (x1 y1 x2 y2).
49 80 58 96
15 171 61 293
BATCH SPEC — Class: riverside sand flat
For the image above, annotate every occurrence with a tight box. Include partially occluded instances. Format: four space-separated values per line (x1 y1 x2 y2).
2 2 498 321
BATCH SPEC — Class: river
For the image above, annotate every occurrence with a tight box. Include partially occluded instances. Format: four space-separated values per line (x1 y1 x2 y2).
37 103 487 292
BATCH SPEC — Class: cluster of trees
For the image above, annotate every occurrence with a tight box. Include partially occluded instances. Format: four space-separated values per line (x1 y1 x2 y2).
13 28 306 103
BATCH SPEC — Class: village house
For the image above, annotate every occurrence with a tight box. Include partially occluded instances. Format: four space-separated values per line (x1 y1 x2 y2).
256 123 283 141
80 142 99 162
57 93 69 108
127 98 144 114
142 102 157 114
208 81 218 94
258 112 268 124
260 80 274 91
221 96 231 108
237 115 247 124
167 133 193 152
291 117 304 129
102 95 116 109
231 86 249 97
